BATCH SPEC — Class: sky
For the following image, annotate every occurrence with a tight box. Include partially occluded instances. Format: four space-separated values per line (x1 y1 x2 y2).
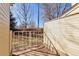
11 3 71 28
11 3 44 28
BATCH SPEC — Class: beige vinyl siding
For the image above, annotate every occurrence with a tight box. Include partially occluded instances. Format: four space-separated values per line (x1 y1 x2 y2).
44 14 79 55
0 3 10 56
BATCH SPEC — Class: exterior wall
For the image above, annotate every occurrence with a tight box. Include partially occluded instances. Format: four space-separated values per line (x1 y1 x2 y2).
44 20 66 55
0 3 10 56
44 14 79 55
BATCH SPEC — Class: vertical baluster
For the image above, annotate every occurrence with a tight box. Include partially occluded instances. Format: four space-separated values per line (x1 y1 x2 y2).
39 32 40 44
24 31 26 49
42 31 43 43
50 41 52 51
49 41 52 52
23 31 25 49
26 31 28 46
46 38 48 55
19 31 21 51
19 31 21 50
39 31 40 45
25 31 27 49
17 31 20 50
27 31 29 46
20 31 23 48
35 31 36 45
21 31 24 49
20 31 22 50
39 32 42 44
12 31 13 52
34 31 36 45
49 39 51 54
11 31 13 54
36 31 38 45
15 31 16 51
22 31 24 50
45 34 47 47
17 31 18 51
29 31 30 46
15 31 17 51
30 31 33 46
29 31 31 46
50 43 52 51
12 32 15 51
13 31 14 51
34 30 35 45
31 31 32 46
42 32 43 44
22 31 23 50
18 31 19 48
26 31 27 46
16 31 18 51
28 31 30 46
48 38 51 55
33 31 34 46
43 33 45 45
36 31 37 45
24 31 26 50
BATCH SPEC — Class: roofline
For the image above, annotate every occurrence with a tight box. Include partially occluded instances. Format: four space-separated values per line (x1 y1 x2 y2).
61 3 79 17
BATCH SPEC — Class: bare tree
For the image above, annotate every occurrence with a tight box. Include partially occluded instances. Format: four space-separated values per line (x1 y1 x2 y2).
16 3 31 29
42 3 71 22
42 3 54 21
42 3 59 21
10 11 16 30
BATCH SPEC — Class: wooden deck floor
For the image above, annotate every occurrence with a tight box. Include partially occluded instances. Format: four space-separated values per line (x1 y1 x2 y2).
12 44 58 56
